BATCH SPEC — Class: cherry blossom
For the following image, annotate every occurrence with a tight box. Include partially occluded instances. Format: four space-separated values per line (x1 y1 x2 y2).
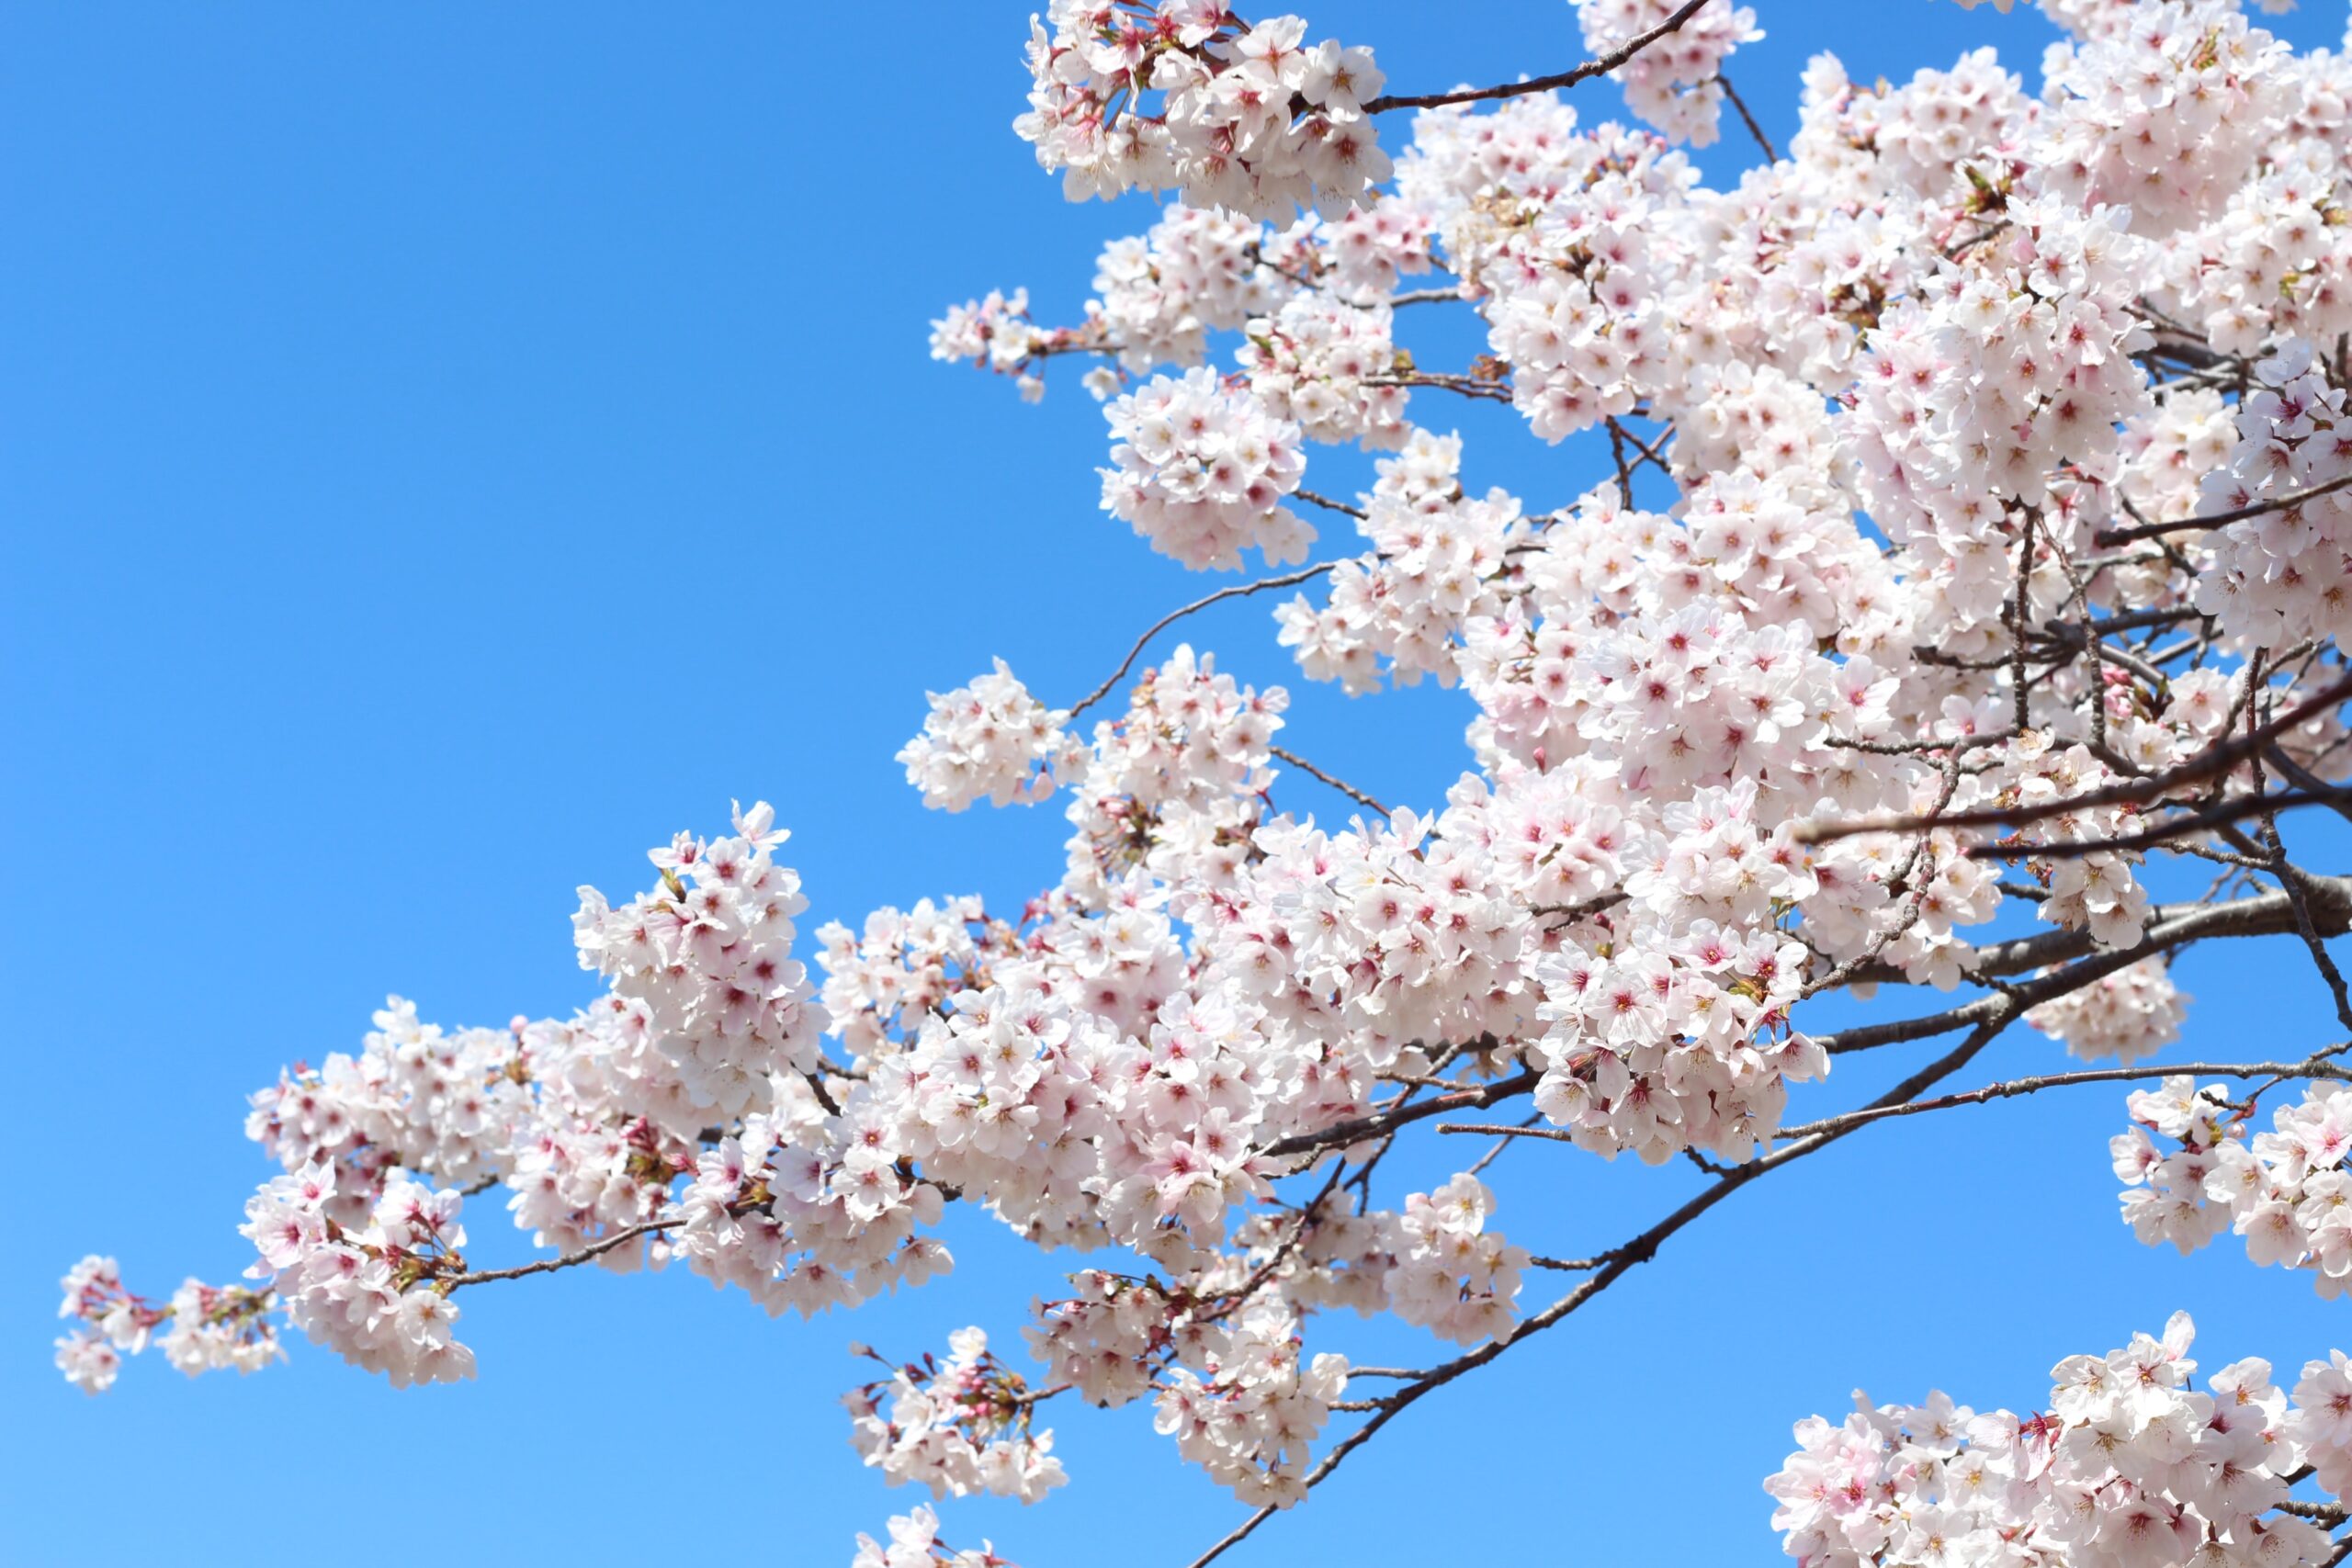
2192 340 2352 650
238 1167 477 1387
55 1255 280 1393
1573 0 1763 148
1385 1175 1528 1344
851 1505 1018 1568
847 1328 1069 1504
2028 954 2191 1065
2116 1075 2352 1295
1767 1313 2337 1568
1102 367 1312 570
571 798 827 1131
900 660 1085 811
1015 4 1389 219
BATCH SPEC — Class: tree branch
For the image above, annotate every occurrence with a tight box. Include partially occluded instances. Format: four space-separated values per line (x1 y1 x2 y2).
1360 0 1714 114
1797 671 2352 844
1778 1055 2352 1142
443 1217 683 1291
1068 559 1351 720
1713 71 1778 161
1269 743 1391 816
2092 468 2352 546
1257 1066 1539 1164
1186 1016 2016 1568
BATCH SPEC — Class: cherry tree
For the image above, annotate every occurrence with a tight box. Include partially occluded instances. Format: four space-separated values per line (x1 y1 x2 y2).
57 2 2352 1563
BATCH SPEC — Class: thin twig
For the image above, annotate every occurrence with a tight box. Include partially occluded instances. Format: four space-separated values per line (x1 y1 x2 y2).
1465 1113 1544 1177
1778 1056 2352 1142
1359 0 1713 114
1363 371 1514 403
444 1217 684 1290
1270 743 1392 815
1432 1121 1578 1143
1185 1017 2016 1568
1712 70 1778 161
1067 560 1349 720
1295 488 1367 520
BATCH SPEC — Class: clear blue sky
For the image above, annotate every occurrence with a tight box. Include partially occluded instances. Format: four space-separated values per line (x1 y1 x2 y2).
6 5 2349 1563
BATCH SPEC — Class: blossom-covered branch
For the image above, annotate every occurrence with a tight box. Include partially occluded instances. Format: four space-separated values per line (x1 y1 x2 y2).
67 3 2352 1565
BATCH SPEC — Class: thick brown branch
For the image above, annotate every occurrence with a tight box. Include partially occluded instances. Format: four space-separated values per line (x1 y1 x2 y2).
1818 877 2352 1060
2093 468 2352 545
1798 671 2352 844
1257 1067 1540 1163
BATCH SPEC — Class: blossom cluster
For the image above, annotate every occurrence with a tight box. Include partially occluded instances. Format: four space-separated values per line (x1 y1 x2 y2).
1846 198 2154 649
1236 294 1408 447
1012 1265 1358 1507
500 1087 692 1267
1385 1174 1529 1345
929 288 1069 403
846 1328 1069 1504
899 660 1084 811
571 799 827 1130
1153 1309 1351 1506
1766 1313 2341 1568
1091 204 1296 371
817 896 997 1056
1275 428 1522 692
63 5 2352 1562
672 1108 951 1318
1015 5 1388 219
1451 112 1695 443
1573 0 1763 148
1059 642 1286 898
244 996 531 1219
2114 1075 2352 1296
55 1256 280 1395
238 1166 477 1387
2038 1 2290 235
851 1506 1018 1568
2026 955 2190 1065
2192 340 2352 650
1101 366 1311 570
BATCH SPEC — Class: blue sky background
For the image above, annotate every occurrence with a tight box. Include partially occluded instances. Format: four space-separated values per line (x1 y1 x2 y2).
7 4 2352 1563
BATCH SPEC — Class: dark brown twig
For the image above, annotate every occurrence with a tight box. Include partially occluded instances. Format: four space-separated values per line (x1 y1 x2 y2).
2092 469 2352 546
1269 743 1391 816
1068 560 1350 720
1712 70 1778 161
1359 0 1713 114
444 1217 684 1290
1798 671 2352 844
